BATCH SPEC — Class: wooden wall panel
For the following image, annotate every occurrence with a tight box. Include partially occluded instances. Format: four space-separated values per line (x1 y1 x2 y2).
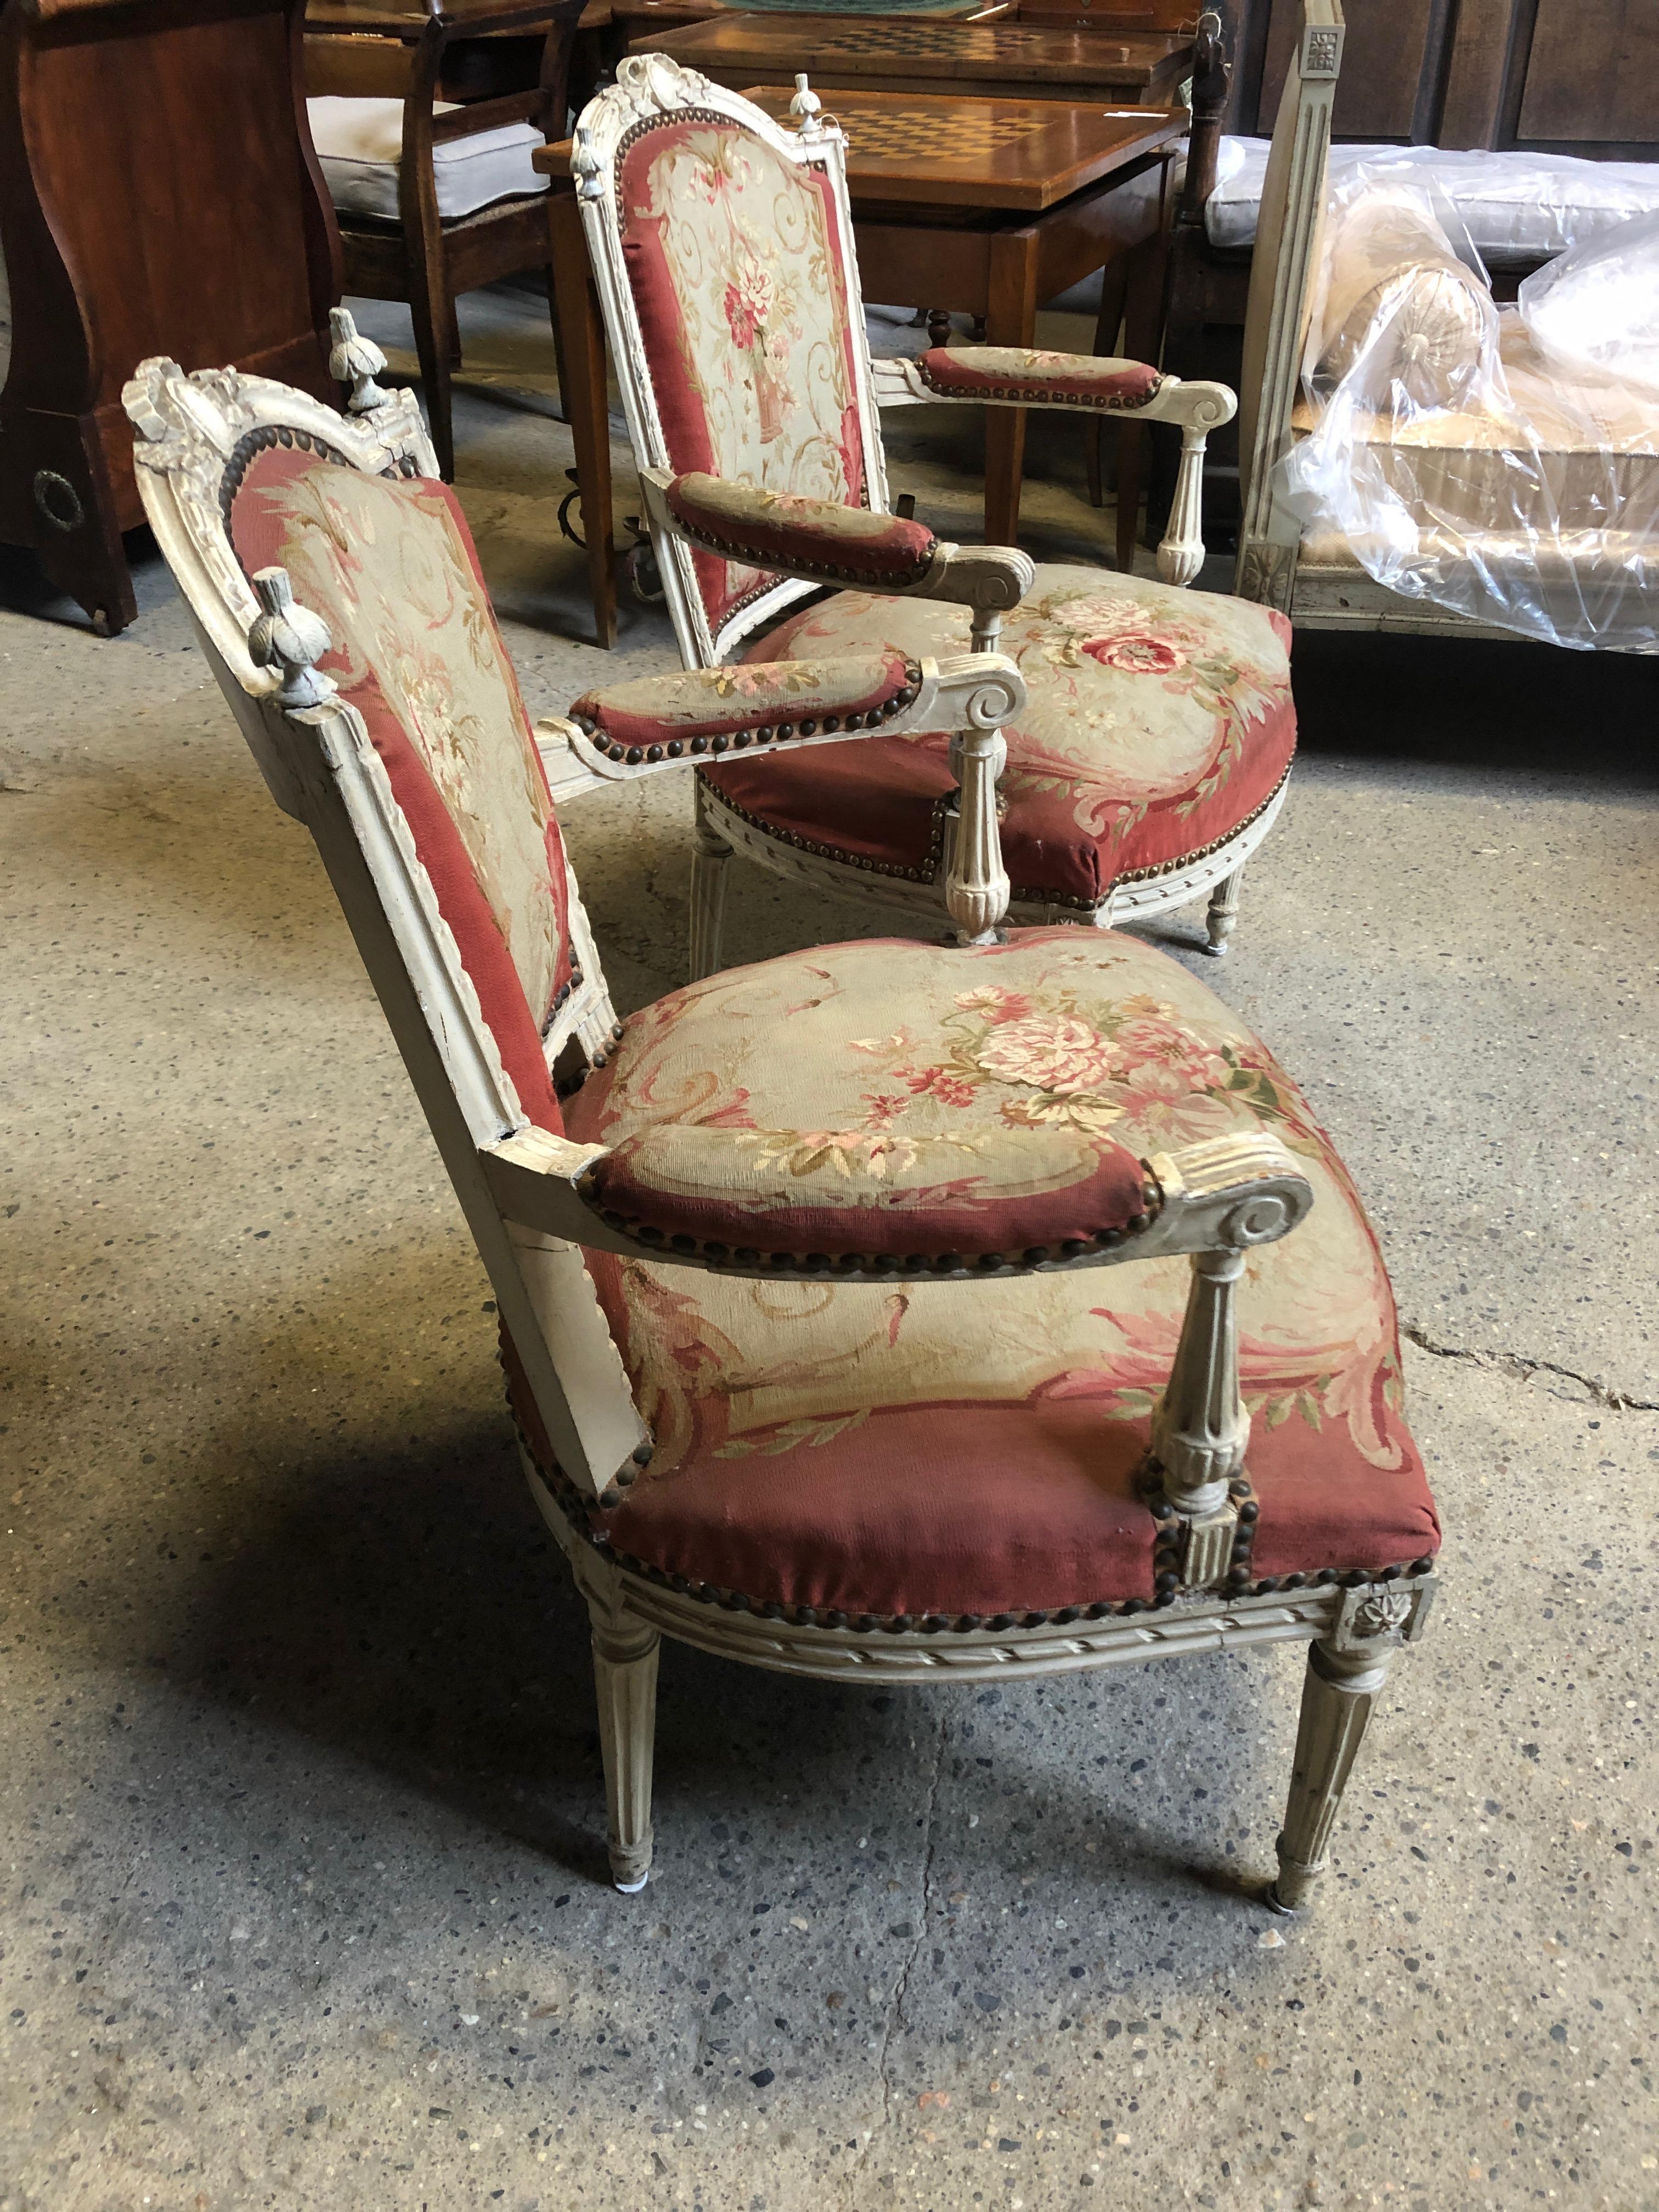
1517 0 1659 153
1251 0 1452 143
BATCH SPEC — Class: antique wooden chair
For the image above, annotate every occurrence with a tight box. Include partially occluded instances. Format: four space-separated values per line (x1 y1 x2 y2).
124 334 1440 1906
571 58 1299 975
304 0 586 480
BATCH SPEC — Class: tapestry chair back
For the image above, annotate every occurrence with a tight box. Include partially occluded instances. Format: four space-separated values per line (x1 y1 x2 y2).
123 338 657 1502
572 57 890 665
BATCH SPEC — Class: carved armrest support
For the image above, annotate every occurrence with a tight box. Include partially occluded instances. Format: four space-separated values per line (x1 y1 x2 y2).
639 469 1034 647
1138 1132 1314 1583
871 357 1237 588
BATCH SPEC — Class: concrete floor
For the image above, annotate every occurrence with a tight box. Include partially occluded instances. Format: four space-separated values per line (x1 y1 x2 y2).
3 286 1657 2212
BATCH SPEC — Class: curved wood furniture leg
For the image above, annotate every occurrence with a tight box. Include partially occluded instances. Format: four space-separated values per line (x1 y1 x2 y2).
589 1599 659 1894
1205 861 1245 955
689 793 734 982
1268 1637 1395 1913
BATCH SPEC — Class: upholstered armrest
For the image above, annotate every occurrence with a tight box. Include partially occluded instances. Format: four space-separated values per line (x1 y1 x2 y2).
541 647 1024 784
638 468 1034 637
901 348 1168 413
478 1124 1310 1280
872 353 1239 586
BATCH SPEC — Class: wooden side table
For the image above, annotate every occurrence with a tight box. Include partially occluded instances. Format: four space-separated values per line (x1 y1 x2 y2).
534 94 1180 644
0 0 341 635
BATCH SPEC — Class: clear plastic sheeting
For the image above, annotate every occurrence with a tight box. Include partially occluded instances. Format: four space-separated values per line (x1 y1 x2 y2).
1205 137 1659 266
1277 158 1659 652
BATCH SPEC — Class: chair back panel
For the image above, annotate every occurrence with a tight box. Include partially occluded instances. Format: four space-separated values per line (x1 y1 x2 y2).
577 59 890 664
225 435 575 1132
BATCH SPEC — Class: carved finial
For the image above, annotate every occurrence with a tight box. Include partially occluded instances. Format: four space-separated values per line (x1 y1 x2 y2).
573 122 604 202
248 567 336 709
328 308 390 415
791 73 824 138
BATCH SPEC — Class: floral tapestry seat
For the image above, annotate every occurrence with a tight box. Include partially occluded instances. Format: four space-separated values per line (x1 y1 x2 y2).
505 930 1439 1625
710 570 1298 914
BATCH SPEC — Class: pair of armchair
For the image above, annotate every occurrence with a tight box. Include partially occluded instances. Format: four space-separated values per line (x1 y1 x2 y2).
123 283 1440 1906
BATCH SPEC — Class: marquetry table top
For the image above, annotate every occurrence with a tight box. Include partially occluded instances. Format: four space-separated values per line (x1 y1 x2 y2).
634 13 1193 90
537 87 1181 211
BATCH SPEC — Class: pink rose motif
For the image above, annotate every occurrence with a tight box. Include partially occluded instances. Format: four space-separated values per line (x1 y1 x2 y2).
976 1014 1114 1095
902 1065 977 1108
953 984 1032 1024
1081 634 1187 675
723 262 774 352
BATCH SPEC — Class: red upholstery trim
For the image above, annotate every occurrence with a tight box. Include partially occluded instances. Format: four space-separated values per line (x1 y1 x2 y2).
916 348 1163 409
615 114 871 637
502 1312 1439 1620
703 595 1299 909
579 1133 1154 1263
570 650 918 759
664 474 937 586
227 442 567 1135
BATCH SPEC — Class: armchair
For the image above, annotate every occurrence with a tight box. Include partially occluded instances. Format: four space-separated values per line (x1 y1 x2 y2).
125 338 1440 1909
571 58 1299 975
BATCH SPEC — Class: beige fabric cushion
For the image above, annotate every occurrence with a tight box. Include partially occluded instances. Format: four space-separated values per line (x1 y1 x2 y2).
1316 189 1496 413
307 96 548 223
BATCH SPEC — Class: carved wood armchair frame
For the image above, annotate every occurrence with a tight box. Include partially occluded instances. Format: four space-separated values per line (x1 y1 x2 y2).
569 57 1289 974
124 332 1437 1912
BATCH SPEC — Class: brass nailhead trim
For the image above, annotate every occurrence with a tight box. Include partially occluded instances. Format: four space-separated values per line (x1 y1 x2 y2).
668 508 936 592
510 1385 1432 1632
573 668 924 769
915 360 1165 413
574 1173 1161 1278
702 758 1295 914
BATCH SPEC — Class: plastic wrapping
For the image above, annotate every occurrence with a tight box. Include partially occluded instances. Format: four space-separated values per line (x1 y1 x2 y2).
1206 136 1659 266
1277 157 1659 651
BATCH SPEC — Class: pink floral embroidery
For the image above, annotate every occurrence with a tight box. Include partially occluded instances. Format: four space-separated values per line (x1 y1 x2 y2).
1081 634 1187 675
952 985 1032 1024
974 1014 1115 1096
902 1065 977 1108
724 264 774 353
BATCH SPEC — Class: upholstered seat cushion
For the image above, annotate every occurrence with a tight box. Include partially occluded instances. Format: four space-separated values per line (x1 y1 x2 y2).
1206 137 1659 266
507 930 1438 1624
703 567 1295 912
307 96 549 223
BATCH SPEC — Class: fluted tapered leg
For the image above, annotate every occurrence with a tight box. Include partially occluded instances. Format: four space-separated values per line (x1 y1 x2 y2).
1205 863 1246 956
1269 1638 1394 1912
689 806 733 983
590 1604 660 1893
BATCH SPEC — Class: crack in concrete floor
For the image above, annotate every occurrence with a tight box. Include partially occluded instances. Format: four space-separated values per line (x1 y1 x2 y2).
1400 1321 1659 1414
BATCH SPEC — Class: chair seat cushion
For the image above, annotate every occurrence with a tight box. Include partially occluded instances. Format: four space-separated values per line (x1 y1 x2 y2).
307 96 549 222
510 929 1438 1626
703 566 1295 911
1207 136 1659 267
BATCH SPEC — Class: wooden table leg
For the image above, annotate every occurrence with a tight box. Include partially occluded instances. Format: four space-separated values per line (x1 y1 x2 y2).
548 184 617 648
983 228 1039 549
1115 181 1172 575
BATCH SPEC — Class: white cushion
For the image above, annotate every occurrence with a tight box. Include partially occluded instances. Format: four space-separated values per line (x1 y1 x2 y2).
307 95 548 223
1206 137 1659 268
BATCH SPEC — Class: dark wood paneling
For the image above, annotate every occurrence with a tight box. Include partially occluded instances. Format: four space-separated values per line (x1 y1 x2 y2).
1517 0 1659 149
1254 0 1454 141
